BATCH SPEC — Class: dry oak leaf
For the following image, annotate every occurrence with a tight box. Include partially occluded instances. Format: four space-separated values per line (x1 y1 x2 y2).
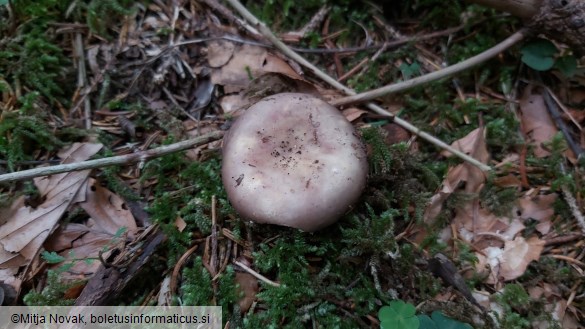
43 176 139 281
207 40 236 67
210 44 301 92
517 193 556 234
519 88 558 158
44 222 121 281
77 178 138 237
424 128 489 223
476 236 545 284
0 143 102 269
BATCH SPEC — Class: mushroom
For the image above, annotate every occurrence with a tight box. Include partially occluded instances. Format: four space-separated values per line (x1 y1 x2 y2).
221 93 367 231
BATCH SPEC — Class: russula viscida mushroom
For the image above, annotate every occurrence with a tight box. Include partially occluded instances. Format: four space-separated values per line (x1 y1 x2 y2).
221 93 367 231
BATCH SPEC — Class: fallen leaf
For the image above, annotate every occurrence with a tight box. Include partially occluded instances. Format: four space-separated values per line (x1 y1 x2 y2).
342 107 367 122
44 221 125 281
0 143 102 293
424 128 488 223
0 143 102 268
175 216 186 232
519 88 558 158
500 236 545 281
477 236 545 284
235 272 258 312
78 178 137 236
210 45 301 92
207 40 235 67
441 128 489 160
517 194 556 234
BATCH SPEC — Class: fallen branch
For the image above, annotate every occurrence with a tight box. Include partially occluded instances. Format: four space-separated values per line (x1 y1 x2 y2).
0 131 224 184
331 29 529 106
224 0 498 171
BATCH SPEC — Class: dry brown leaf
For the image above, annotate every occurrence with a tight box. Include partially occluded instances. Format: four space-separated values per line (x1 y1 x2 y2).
517 194 556 221
235 272 258 312
210 45 301 92
44 221 121 281
175 216 187 232
517 194 556 234
0 143 102 293
78 178 137 236
477 236 545 284
450 202 524 249
424 128 489 223
500 236 544 281
341 107 367 122
519 89 558 158
441 128 489 161
219 94 248 114
207 40 235 67
0 143 102 269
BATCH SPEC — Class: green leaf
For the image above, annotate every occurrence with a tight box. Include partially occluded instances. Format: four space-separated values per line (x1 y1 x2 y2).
378 301 419 329
400 62 421 79
555 55 577 77
41 251 65 264
389 300 417 317
520 39 557 71
431 311 473 329
418 315 439 329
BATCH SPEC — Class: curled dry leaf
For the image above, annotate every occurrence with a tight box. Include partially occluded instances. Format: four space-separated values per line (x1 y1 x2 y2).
0 143 102 293
44 222 122 281
78 178 138 237
517 193 556 234
210 45 301 92
235 272 258 313
476 236 545 284
207 40 235 67
341 107 368 122
424 128 489 223
519 88 558 158
440 128 488 159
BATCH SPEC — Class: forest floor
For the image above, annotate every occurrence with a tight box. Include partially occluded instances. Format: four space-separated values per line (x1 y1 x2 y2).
0 1 584 328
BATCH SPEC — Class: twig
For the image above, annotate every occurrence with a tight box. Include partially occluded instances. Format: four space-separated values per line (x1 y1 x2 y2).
234 260 281 287
561 184 585 235
0 131 224 183
210 195 219 276
543 88 584 158
332 29 529 106
74 32 91 129
224 0 494 171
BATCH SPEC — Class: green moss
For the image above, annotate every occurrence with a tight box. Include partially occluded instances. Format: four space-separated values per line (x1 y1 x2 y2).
479 178 518 217
0 93 65 171
23 271 77 306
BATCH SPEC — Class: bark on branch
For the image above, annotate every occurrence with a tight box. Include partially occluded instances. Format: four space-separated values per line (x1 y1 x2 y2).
467 0 585 55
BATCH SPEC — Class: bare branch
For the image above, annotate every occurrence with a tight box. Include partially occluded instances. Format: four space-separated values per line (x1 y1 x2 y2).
0 131 224 184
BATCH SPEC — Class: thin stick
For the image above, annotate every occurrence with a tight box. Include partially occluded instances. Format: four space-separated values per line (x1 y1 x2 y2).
224 0 500 171
74 32 92 129
561 185 585 235
0 131 224 183
234 260 281 287
331 29 529 106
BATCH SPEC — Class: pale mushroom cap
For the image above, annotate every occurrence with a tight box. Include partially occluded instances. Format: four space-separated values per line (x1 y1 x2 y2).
221 93 367 231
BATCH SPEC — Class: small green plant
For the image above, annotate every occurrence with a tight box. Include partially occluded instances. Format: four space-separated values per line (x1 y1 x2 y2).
494 283 532 329
418 310 473 329
23 270 77 306
520 38 577 76
379 300 419 329
378 301 474 329
0 94 65 171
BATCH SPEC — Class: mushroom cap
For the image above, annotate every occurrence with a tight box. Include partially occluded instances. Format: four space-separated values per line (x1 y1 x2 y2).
221 93 367 231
